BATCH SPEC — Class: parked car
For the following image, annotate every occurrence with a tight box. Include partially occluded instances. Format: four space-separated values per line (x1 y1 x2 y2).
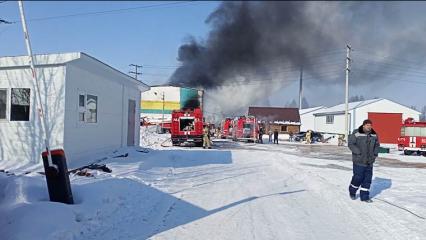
294 131 323 142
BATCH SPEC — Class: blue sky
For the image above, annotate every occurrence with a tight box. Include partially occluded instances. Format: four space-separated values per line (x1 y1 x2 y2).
0 1 219 86
1 1 425 110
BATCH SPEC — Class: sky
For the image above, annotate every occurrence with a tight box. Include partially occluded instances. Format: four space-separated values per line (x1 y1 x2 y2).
0 1 219 85
1 1 425 112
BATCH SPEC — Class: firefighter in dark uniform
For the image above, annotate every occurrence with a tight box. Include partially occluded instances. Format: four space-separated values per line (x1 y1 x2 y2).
348 119 380 203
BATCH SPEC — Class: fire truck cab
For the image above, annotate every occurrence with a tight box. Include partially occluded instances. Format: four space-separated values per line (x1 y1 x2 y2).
398 118 426 156
231 116 259 142
171 108 204 146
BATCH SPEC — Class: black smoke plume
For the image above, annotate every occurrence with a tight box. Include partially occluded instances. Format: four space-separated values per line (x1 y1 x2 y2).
169 2 426 119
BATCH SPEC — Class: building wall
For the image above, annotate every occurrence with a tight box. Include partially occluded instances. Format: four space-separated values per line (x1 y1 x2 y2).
269 124 300 134
300 107 325 131
63 59 142 165
300 113 315 131
314 112 352 135
354 99 420 128
0 65 66 169
141 86 180 123
314 99 421 136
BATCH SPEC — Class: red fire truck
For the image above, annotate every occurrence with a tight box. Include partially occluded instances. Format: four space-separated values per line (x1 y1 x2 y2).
220 118 233 139
170 108 204 146
231 116 259 142
397 118 426 156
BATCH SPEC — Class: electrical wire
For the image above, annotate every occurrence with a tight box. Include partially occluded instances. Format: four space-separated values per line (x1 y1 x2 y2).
10 1 200 23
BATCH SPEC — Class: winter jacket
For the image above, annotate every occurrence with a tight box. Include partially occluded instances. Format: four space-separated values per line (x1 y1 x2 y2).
273 130 279 138
348 126 380 166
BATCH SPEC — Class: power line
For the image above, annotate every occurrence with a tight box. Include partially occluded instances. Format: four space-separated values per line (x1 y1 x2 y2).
11 1 199 23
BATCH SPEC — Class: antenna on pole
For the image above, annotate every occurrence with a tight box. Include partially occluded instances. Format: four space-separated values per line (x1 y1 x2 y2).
18 1 55 168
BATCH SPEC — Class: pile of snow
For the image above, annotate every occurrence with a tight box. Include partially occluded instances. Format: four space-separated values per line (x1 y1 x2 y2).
140 125 172 149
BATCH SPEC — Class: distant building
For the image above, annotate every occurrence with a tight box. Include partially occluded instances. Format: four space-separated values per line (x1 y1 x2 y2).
0 53 149 169
312 98 421 143
248 107 300 134
141 86 203 125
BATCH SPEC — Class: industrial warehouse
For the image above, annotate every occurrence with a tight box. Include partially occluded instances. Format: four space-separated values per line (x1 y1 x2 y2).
1 1 426 240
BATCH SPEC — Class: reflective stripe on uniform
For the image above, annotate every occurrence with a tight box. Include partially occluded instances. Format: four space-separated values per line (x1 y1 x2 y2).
354 132 367 137
359 187 369 192
350 184 359 189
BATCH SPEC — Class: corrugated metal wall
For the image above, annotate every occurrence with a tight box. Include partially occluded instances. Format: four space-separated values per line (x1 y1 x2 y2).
368 112 402 144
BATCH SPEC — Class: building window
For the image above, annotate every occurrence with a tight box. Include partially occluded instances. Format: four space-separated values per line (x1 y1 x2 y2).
78 93 98 123
86 95 97 123
10 88 30 121
78 94 86 122
0 89 7 120
326 115 334 124
281 125 287 132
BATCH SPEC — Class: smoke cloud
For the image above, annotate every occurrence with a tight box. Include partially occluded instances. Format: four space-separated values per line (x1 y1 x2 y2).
169 2 426 121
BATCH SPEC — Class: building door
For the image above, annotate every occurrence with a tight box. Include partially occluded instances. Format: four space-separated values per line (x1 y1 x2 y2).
127 100 136 146
368 112 402 144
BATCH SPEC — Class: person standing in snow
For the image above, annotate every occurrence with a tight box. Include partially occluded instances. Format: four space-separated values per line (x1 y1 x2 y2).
258 127 264 144
289 131 294 142
273 129 279 144
203 125 211 149
348 119 380 203
268 128 273 143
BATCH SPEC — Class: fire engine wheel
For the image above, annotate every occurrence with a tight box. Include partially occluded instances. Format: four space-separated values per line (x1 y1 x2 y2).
404 150 413 155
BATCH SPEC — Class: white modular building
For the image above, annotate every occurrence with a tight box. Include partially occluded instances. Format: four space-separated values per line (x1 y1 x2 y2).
313 98 420 143
0 52 149 169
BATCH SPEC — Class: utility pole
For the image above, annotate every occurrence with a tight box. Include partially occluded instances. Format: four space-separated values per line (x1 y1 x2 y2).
18 1 55 168
344 44 352 144
299 66 303 110
161 91 165 132
129 64 142 80
154 91 165 133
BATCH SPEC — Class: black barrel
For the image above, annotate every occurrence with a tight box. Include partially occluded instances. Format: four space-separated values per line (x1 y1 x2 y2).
41 149 74 204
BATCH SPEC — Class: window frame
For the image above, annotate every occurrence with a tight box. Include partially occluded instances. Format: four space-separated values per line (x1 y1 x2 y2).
10 88 31 122
78 92 86 123
77 91 98 124
0 88 8 121
326 115 334 124
86 94 98 123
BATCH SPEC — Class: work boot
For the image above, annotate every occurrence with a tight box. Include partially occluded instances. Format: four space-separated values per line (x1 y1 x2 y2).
361 199 373 203
350 194 356 200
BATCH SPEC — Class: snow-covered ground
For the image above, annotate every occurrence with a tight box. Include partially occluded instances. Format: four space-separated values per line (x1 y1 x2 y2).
381 148 426 164
1 127 425 240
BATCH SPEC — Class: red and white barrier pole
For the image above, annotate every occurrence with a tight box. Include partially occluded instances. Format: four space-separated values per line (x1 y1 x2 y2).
18 1 55 168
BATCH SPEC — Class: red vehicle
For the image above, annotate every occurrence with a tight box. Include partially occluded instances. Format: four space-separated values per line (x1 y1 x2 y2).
220 118 233 139
171 108 204 146
231 116 259 142
397 118 426 156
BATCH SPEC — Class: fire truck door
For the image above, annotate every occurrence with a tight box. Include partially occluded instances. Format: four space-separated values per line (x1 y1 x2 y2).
410 137 416 148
